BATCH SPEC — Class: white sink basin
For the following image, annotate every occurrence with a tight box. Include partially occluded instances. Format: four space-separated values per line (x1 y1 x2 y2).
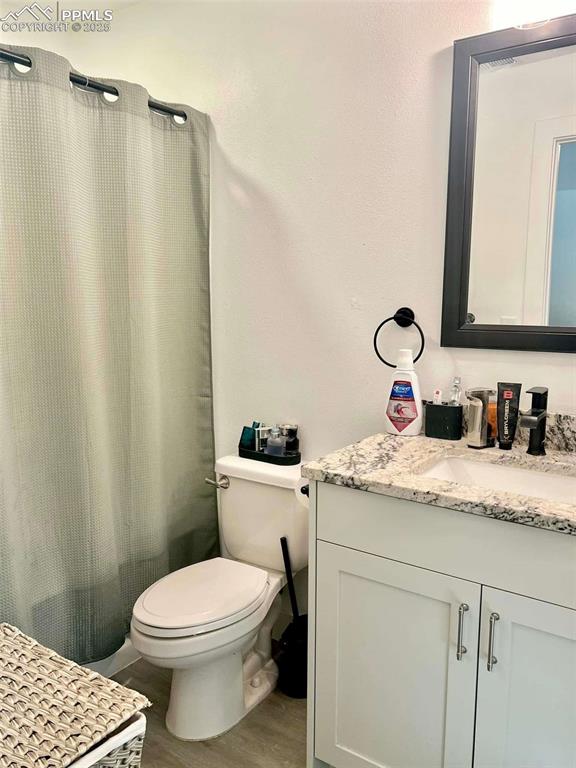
420 457 576 506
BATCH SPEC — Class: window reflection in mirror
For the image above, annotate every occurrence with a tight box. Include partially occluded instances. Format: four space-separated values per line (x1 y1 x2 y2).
549 140 576 326
467 45 576 327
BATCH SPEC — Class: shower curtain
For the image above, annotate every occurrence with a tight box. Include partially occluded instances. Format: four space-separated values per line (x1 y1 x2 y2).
0 45 218 663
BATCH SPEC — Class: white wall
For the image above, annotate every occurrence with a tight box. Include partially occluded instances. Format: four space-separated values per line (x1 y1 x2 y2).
2 0 575 463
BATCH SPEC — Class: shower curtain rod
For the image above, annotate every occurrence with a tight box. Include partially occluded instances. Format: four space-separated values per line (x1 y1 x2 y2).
0 48 187 120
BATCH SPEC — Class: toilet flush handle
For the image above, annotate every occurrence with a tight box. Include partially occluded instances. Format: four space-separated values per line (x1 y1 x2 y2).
204 475 230 490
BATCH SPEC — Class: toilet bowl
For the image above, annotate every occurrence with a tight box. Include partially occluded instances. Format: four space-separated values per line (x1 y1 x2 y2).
131 558 284 740
130 456 308 741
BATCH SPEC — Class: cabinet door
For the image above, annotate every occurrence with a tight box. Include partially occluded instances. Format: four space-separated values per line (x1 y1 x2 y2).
315 541 480 768
475 587 576 768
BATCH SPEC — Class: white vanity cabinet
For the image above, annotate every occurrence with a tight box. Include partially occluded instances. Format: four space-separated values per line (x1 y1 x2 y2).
307 482 576 768
315 542 480 768
475 589 576 768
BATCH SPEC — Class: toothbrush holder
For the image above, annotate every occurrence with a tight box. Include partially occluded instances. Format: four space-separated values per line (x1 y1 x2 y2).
424 402 463 441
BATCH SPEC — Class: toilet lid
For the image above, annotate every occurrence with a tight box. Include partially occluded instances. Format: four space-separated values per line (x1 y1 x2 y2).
132 557 269 636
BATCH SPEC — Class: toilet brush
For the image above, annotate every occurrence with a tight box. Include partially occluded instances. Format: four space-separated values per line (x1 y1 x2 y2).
277 536 308 698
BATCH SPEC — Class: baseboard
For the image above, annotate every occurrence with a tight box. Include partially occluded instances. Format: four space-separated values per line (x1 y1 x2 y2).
85 636 140 678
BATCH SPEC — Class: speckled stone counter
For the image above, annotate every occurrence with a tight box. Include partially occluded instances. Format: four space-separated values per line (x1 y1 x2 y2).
302 433 576 535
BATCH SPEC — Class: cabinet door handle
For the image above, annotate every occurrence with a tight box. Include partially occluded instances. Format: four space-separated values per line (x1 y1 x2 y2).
487 612 500 671
456 603 469 661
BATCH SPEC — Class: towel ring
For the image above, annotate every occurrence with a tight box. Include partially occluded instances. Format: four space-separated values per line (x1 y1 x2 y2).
373 307 425 368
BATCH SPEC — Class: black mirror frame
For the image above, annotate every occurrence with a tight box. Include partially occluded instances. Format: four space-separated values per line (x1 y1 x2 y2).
441 14 576 353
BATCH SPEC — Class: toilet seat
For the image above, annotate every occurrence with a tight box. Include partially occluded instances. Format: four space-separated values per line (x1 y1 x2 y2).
132 557 270 639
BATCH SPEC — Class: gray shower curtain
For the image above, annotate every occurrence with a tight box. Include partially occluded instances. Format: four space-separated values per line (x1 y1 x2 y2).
0 45 218 663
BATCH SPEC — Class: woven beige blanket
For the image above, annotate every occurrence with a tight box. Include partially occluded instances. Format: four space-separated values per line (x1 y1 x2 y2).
0 624 150 768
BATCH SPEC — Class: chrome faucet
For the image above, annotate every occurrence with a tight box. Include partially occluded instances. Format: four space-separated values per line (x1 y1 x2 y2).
520 387 548 456
465 388 496 449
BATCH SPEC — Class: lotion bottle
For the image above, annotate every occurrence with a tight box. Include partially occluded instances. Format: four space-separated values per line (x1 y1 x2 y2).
385 348 423 436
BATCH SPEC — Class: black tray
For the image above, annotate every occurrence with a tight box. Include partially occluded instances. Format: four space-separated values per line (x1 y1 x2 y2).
238 446 301 466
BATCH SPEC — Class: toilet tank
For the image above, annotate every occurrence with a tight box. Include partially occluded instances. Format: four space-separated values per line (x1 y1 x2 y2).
215 456 309 573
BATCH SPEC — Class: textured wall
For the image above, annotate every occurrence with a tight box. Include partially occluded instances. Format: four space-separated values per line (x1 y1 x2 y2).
2 0 575 463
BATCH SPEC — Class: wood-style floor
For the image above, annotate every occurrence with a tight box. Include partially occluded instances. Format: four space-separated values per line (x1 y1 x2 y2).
114 660 307 768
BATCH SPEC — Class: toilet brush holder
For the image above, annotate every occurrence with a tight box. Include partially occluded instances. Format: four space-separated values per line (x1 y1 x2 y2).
277 537 307 698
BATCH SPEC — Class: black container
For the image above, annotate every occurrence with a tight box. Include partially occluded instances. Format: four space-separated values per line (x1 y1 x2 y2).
276 536 308 698
277 614 308 698
424 402 463 441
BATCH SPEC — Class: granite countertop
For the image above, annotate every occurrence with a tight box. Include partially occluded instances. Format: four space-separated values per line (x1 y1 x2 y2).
302 433 576 536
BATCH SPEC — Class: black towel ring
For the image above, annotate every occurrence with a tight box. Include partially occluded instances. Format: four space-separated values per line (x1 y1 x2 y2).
373 307 425 368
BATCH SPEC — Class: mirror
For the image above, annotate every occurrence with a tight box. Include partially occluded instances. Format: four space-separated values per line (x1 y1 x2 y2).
442 15 576 352
470 46 576 327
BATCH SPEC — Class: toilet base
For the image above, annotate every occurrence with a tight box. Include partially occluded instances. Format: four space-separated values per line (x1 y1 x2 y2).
164 594 283 741
165 651 279 742
165 637 246 741
244 656 278 715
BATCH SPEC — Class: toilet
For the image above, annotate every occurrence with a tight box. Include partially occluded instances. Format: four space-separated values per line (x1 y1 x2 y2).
130 455 309 741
